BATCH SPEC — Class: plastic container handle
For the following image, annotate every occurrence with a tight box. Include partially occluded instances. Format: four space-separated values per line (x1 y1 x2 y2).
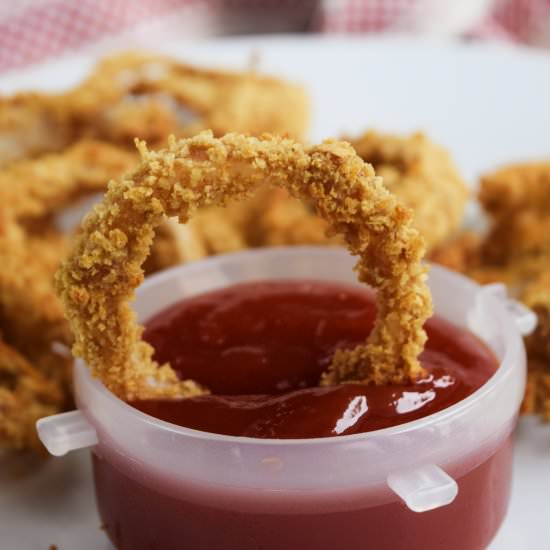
482 283 538 336
36 410 98 456
387 464 458 512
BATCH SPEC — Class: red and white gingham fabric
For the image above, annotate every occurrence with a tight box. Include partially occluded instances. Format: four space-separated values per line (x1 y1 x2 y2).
1 0 549 74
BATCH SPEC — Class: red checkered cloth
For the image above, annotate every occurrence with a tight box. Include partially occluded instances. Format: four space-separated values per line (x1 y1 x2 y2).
1 0 549 74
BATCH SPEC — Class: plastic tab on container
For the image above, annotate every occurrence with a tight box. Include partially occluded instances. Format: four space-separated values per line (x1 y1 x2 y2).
480 283 537 336
36 410 98 456
504 299 538 336
387 464 458 513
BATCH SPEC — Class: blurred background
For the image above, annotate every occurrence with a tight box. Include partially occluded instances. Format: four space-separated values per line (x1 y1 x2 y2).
1 0 550 74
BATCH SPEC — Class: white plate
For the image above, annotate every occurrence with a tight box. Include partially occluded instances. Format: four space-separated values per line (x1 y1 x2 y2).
1 35 550 550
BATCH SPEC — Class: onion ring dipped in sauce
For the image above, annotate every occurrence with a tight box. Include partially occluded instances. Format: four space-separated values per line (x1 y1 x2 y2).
55 131 432 400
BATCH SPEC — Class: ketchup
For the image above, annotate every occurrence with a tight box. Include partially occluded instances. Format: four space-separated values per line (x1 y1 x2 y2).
94 280 512 550
132 280 497 437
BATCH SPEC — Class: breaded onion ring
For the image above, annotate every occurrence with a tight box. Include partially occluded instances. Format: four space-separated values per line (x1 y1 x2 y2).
0 52 309 166
349 130 468 251
56 132 432 400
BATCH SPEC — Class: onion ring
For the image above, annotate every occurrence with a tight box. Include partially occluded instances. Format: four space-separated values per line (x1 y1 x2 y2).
55 132 432 400
1 52 309 166
349 130 468 251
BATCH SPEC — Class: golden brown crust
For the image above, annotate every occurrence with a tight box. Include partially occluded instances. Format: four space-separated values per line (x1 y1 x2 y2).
479 161 550 217
235 187 334 247
0 141 141 453
476 162 550 418
143 218 210 274
56 132 432 399
522 273 550 364
0 92 73 166
70 51 309 143
0 339 65 452
181 187 335 259
431 236 550 421
522 359 550 421
430 159 550 421
349 131 469 250
0 215 71 351
0 51 309 165
479 161 550 263
0 140 137 221
143 130 466 272
142 186 332 274
428 232 482 273
0 142 138 351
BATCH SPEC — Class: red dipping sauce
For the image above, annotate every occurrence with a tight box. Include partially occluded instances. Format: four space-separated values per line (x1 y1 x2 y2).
92 279 512 550
132 280 497 438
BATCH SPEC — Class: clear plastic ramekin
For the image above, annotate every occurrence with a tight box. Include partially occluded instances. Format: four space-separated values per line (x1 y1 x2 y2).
38 247 537 550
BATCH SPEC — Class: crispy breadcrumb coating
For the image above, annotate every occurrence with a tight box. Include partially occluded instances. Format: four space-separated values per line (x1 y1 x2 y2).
0 93 72 166
146 131 467 272
479 161 550 217
233 187 333 247
142 187 332 272
478 162 550 418
0 215 70 351
56 132 431 400
350 131 468 250
0 142 141 452
429 232 482 274
523 273 550 363
431 160 550 420
0 339 65 452
71 52 309 143
0 140 137 220
0 142 138 349
479 161 550 263
524 359 550 421
0 51 309 165
143 218 209 273
432 242 550 420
